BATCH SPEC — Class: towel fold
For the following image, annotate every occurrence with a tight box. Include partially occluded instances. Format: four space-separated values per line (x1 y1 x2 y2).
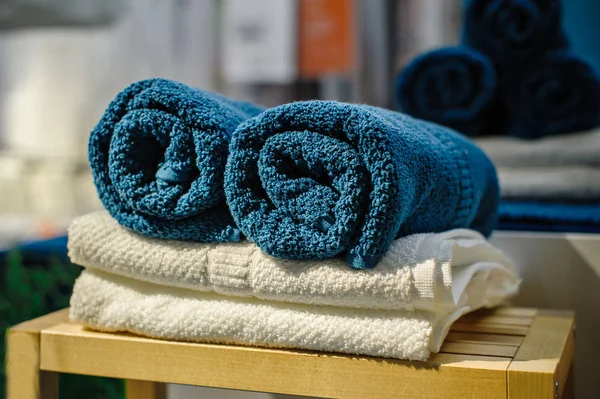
69 268 519 361
499 201 600 232
225 101 500 269
68 211 519 312
395 46 498 137
475 127 600 168
498 167 600 200
505 51 600 139
463 0 567 67
88 78 263 242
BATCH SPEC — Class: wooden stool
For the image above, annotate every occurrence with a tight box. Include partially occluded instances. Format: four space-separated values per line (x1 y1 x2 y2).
6 307 574 399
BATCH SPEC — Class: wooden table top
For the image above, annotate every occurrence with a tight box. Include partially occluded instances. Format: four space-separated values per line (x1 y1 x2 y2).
7 306 574 399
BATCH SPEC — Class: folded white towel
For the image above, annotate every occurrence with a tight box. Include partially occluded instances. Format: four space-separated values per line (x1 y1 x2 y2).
70 269 518 361
499 166 600 200
475 127 600 168
68 211 518 312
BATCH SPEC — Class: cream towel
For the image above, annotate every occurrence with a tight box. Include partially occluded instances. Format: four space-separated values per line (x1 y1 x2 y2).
499 166 600 200
475 127 600 168
70 269 517 362
68 211 518 312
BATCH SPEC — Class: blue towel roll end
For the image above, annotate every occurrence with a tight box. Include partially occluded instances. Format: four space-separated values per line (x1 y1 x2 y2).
345 252 379 270
227 228 242 242
155 163 197 183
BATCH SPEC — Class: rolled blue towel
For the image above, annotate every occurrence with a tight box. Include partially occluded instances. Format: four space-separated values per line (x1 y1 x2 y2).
89 78 263 242
506 51 600 139
463 0 567 66
395 46 499 137
225 101 500 269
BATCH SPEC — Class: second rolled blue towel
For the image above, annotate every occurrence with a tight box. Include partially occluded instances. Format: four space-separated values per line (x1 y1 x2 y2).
463 0 567 67
225 101 500 269
89 78 263 242
505 51 600 139
396 46 498 136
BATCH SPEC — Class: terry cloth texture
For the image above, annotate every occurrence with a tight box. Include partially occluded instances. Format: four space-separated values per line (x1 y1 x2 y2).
69 268 519 362
475 127 600 168
88 78 263 242
68 211 519 313
498 167 600 200
395 46 499 137
463 0 567 68
499 201 600 233
225 100 500 269
504 51 600 139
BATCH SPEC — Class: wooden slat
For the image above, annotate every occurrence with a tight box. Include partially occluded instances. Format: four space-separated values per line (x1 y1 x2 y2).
507 312 574 399
41 322 510 399
451 322 530 336
445 332 524 347
6 310 68 399
440 342 518 358
473 307 538 318
458 315 534 327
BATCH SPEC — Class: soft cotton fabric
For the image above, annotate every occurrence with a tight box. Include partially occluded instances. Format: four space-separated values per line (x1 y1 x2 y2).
70 269 519 362
225 101 500 269
68 211 518 312
88 78 263 242
463 0 567 67
498 167 600 200
475 127 600 168
504 51 600 139
395 46 499 137
499 201 600 233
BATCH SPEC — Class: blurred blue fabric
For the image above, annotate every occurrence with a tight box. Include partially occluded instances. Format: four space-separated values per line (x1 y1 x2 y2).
463 0 567 68
499 201 600 233
504 51 600 139
395 46 499 136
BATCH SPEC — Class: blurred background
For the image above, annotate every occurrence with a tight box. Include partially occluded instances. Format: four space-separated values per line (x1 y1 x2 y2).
0 0 599 398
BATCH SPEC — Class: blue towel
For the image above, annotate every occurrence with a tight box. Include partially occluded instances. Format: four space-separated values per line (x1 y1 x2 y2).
505 51 600 139
89 78 263 242
225 101 500 269
395 46 499 137
499 201 600 233
463 0 567 67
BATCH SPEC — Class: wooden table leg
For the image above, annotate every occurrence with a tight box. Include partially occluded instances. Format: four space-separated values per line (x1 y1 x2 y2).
6 311 67 399
126 380 167 399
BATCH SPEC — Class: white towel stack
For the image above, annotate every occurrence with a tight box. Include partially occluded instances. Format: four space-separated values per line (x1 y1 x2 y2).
68 211 520 362
476 127 600 200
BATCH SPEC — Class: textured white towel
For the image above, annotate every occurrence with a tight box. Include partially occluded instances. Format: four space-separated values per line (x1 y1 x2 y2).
68 211 518 312
69 269 518 361
499 166 600 200
475 127 600 168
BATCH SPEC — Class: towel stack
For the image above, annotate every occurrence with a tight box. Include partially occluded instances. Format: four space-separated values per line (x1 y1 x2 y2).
395 0 600 233
395 0 600 139
476 128 600 232
69 78 519 362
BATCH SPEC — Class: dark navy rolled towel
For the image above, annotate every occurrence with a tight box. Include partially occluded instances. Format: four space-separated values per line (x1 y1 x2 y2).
395 46 498 137
225 101 500 269
89 78 263 242
506 51 600 139
463 0 567 66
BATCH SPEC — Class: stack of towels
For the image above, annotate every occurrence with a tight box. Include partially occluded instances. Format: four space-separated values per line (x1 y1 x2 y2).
395 0 600 233
69 78 520 362
477 128 600 232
